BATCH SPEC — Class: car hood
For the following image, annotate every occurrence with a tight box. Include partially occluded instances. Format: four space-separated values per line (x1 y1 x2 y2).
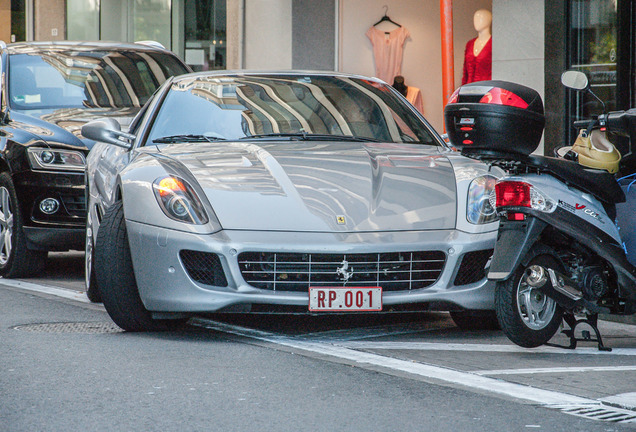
12 107 138 151
155 141 458 232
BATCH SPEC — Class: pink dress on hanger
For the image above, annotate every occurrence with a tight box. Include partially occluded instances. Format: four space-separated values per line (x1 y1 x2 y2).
366 26 411 84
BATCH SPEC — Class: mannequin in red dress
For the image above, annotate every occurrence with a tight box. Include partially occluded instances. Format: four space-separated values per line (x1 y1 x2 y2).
462 9 492 85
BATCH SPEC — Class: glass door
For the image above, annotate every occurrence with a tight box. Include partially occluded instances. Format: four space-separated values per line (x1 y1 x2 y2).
11 0 26 42
183 0 226 71
567 0 618 143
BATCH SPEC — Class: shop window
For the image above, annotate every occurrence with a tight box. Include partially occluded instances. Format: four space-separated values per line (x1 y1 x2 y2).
11 0 26 42
184 0 227 71
66 0 99 41
131 0 171 48
567 0 618 142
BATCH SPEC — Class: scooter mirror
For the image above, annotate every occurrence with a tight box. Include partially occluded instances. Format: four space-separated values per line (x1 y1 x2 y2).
561 70 589 91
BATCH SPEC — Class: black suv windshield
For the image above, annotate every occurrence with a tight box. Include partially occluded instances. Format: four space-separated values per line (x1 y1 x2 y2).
9 49 188 110
148 74 440 146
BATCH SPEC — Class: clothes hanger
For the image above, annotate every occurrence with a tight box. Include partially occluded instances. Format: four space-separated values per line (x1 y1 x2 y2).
373 5 401 28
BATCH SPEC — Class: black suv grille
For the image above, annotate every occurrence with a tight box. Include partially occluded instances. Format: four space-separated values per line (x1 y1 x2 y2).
238 251 446 292
60 194 86 217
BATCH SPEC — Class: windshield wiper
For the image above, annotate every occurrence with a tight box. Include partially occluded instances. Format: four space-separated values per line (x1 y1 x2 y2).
152 134 227 144
240 133 381 142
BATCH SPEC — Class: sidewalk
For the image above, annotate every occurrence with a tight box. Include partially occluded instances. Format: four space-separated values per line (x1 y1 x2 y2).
603 314 636 325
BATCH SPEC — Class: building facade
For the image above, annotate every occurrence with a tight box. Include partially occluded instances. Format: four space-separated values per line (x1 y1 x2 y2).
2 0 634 150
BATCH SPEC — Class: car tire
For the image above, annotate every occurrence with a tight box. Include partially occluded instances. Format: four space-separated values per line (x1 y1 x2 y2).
449 310 500 330
0 172 47 278
495 253 564 348
94 200 185 331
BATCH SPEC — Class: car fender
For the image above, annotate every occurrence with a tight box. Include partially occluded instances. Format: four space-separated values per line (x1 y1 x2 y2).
446 151 502 234
118 152 220 235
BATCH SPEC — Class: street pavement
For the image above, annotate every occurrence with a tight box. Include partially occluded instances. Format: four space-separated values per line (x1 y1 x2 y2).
4 251 636 429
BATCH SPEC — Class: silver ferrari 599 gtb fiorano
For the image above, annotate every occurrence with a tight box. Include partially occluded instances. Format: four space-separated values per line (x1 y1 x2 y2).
82 71 501 331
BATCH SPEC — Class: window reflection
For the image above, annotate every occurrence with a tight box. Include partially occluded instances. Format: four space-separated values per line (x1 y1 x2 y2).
149 75 436 145
9 48 188 110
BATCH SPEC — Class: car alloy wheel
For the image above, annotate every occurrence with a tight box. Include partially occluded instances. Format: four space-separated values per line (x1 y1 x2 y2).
0 186 13 265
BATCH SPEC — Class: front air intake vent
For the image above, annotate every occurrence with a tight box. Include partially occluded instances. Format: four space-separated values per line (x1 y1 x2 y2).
180 250 228 287
454 249 493 286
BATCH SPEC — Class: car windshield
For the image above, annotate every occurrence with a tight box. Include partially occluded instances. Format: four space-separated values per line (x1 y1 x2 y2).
8 49 188 110
148 75 440 145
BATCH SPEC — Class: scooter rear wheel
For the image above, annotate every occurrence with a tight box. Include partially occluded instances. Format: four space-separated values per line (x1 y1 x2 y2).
495 253 564 348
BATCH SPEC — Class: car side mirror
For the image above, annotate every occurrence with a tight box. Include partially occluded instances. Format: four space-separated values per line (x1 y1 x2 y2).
81 118 136 149
561 70 589 91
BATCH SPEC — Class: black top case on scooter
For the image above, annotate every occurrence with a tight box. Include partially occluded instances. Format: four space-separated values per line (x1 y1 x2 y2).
444 80 544 156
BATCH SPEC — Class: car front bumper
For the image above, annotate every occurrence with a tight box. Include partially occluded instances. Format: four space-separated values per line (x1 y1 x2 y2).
23 226 85 251
14 170 86 251
126 220 497 313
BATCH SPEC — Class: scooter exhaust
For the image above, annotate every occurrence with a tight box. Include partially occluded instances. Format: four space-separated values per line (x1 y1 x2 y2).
522 265 603 312
524 265 582 300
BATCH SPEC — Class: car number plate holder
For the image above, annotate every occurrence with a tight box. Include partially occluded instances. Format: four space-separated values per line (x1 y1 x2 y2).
308 287 382 312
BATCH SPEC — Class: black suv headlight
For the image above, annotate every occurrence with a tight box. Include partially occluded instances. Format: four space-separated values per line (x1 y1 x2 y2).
27 147 86 172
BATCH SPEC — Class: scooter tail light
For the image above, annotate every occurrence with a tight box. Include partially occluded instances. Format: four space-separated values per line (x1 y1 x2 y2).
507 212 526 221
495 181 532 208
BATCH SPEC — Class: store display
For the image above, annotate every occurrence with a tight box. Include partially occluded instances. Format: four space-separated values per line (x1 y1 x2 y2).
393 75 423 114
366 9 410 84
462 9 492 85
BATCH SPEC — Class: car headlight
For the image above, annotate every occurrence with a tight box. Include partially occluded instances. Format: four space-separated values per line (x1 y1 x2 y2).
467 175 498 224
27 147 86 172
153 176 209 225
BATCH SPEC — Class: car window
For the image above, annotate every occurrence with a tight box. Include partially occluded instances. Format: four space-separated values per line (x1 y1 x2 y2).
147 75 439 146
8 50 188 110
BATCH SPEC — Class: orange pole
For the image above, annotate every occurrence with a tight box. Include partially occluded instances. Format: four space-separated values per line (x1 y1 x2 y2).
440 0 454 107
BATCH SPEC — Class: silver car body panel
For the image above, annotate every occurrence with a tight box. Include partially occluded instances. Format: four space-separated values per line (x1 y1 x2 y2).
124 141 458 232
109 143 498 312
86 71 500 315
126 221 496 312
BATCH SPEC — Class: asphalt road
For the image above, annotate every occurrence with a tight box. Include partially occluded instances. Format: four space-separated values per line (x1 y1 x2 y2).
2 252 636 431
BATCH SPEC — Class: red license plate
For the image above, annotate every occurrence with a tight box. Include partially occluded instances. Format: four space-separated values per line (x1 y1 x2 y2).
308 287 382 312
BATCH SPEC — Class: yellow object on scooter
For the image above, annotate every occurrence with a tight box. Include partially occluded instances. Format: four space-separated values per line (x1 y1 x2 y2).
571 129 621 173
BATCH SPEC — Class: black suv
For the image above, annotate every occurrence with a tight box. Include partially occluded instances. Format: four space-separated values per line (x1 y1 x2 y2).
0 41 190 278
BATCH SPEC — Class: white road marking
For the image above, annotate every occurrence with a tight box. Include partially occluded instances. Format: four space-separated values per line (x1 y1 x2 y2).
0 279 90 303
5 280 636 415
476 366 636 375
191 318 602 406
337 341 636 356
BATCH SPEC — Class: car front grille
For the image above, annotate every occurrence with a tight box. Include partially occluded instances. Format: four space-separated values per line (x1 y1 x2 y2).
60 194 86 217
237 251 446 292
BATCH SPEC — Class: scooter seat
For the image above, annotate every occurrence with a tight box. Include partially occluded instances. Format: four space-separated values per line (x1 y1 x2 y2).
525 153 625 204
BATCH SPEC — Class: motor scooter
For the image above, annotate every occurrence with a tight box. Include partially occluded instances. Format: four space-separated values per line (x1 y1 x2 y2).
444 72 636 350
